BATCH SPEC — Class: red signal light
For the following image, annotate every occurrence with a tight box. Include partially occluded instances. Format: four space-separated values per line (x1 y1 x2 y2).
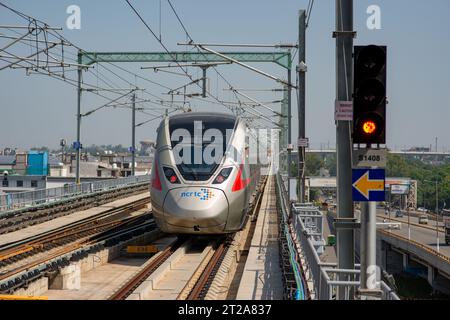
170 175 177 183
362 120 377 134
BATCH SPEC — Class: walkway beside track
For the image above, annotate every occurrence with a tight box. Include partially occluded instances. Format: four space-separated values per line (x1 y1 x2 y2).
0 193 149 246
320 210 337 263
236 175 283 300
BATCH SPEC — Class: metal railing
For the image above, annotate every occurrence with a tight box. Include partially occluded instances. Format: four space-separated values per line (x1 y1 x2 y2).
277 173 400 300
0 175 150 213
275 173 309 300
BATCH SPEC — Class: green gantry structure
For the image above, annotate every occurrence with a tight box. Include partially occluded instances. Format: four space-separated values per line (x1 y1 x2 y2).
78 51 292 70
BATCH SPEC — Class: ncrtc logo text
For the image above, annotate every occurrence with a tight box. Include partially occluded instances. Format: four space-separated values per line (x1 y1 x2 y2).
180 189 215 201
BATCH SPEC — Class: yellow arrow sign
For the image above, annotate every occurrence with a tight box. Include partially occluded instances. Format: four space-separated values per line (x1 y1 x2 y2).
352 171 384 199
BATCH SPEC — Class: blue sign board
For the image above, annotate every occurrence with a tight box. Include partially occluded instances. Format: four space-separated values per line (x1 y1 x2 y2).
72 141 81 150
352 168 385 202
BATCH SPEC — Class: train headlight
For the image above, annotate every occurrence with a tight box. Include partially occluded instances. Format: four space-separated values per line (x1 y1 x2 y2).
163 166 180 184
213 167 233 184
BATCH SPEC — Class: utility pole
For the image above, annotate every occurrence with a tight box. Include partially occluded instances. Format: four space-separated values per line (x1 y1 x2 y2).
298 9 306 203
287 71 292 202
76 50 82 185
436 180 439 252
335 0 355 299
131 93 136 176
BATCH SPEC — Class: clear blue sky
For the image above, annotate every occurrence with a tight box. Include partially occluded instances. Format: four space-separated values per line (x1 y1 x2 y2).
0 0 449 151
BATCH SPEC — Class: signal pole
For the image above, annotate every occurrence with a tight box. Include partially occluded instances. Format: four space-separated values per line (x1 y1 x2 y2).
298 10 306 203
335 0 355 299
287 72 292 201
76 50 82 185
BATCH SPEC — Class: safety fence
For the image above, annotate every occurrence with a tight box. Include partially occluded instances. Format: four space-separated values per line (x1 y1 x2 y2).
0 175 150 212
275 173 310 300
276 173 400 300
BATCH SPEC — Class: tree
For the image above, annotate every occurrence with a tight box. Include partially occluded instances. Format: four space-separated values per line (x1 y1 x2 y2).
323 154 337 176
305 153 324 176
387 154 450 211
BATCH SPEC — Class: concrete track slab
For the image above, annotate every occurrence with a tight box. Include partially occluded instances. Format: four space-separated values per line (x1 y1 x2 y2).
236 175 283 300
44 257 148 300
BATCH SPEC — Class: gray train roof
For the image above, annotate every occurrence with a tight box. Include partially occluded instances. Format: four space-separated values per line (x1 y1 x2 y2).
168 112 236 123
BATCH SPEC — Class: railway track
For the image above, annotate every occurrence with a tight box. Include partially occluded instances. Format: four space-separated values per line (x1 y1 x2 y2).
0 183 149 235
109 238 184 300
184 241 228 300
0 197 152 289
108 236 228 300
109 176 268 301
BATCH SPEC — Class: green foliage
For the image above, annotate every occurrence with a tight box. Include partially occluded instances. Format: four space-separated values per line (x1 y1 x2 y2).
387 154 450 211
289 153 325 177
323 154 337 176
305 153 324 176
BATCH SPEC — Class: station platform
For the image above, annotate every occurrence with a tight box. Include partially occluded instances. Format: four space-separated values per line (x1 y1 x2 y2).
236 175 284 300
0 193 149 247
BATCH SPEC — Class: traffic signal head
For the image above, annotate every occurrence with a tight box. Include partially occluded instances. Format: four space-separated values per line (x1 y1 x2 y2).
353 45 387 144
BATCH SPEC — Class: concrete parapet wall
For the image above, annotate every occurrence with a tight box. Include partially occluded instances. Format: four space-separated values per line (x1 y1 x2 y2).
13 277 49 297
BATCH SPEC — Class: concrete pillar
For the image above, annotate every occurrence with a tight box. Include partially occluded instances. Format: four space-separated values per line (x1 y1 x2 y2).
376 238 386 271
402 253 408 270
427 265 435 287
49 262 81 290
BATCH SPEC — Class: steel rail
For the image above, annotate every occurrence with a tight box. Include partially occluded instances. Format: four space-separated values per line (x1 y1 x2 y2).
0 184 150 234
0 218 156 283
185 241 227 300
108 238 183 300
0 196 149 250
0 197 150 264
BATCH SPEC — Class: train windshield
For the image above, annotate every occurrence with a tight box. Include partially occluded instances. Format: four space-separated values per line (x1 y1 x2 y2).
169 114 236 181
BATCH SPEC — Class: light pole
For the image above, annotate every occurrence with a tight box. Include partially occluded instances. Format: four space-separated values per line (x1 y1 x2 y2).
406 186 411 241
131 93 136 176
424 179 440 252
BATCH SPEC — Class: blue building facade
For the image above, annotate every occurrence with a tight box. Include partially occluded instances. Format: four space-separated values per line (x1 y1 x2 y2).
27 151 49 176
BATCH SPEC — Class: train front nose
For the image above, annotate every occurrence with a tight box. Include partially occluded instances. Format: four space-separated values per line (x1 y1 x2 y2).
163 187 229 232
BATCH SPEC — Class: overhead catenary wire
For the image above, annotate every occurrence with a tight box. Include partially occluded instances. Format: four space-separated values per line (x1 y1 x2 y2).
124 0 246 118
306 0 315 28
1 2 183 116
167 0 246 110
165 0 282 125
